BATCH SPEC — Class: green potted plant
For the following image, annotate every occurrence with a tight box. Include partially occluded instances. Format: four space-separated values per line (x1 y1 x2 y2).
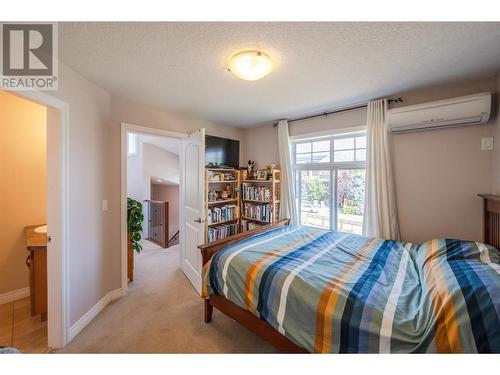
127 197 144 282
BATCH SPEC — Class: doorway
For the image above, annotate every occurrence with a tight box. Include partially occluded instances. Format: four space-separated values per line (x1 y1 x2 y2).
125 128 182 283
0 90 68 351
121 123 206 295
121 124 186 293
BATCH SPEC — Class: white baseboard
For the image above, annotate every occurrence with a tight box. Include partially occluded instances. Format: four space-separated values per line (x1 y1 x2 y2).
68 288 122 342
0 287 30 305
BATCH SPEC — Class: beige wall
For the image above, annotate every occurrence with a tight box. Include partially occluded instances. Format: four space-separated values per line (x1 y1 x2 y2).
47 63 112 326
290 108 367 138
0 92 47 295
143 143 179 189
243 124 280 168
244 75 498 244
151 184 180 240
391 76 497 243
127 140 180 199
111 96 246 166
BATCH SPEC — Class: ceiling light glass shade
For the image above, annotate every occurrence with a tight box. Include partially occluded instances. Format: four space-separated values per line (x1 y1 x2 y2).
228 51 273 81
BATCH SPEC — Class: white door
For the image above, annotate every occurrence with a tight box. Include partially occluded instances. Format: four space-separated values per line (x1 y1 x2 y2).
46 107 64 347
180 129 205 294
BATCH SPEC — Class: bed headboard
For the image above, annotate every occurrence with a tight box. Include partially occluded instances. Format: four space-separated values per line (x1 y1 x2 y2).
198 219 290 266
478 194 500 248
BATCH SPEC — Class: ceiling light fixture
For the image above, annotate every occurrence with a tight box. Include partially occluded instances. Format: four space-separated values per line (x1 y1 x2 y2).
227 50 273 81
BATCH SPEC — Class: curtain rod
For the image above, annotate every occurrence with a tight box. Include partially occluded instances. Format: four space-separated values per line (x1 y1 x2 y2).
272 98 404 127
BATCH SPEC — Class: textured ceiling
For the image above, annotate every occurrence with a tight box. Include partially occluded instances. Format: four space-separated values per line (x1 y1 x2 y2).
59 22 500 127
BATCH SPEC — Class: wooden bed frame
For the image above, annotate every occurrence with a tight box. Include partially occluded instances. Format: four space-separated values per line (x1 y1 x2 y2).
199 196 500 353
198 219 308 353
479 194 500 249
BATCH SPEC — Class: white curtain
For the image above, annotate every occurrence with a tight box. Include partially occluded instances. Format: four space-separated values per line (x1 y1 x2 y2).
363 99 401 240
277 120 298 224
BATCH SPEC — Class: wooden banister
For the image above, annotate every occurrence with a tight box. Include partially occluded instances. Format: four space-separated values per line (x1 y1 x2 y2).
146 200 169 248
168 230 179 247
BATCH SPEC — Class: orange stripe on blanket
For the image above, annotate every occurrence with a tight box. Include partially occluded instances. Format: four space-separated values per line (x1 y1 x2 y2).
314 238 379 353
201 259 212 298
424 240 463 353
243 229 321 313
243 249 284 312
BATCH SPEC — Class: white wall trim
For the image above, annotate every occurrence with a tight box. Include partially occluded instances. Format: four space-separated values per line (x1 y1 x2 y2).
0 287 30 305
68 288 122 342
121 122 188 296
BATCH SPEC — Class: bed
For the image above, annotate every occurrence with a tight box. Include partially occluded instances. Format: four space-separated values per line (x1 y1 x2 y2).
199 203 500 353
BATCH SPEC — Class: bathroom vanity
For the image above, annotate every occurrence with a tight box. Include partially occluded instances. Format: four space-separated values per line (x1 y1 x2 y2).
24 225 48 321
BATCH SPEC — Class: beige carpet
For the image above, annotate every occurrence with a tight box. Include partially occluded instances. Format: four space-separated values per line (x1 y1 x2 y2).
57 240 276 353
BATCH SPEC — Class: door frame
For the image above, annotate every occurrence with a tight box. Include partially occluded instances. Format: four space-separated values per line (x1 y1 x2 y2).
12 90 70 348
120 122 187 294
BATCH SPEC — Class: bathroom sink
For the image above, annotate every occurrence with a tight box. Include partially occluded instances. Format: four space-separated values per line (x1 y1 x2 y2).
34 225 47 234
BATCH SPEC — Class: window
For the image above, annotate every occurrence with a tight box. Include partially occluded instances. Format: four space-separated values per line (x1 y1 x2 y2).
334 135 366 162
293 131 366 235
295 139 330 164
127 133 138 155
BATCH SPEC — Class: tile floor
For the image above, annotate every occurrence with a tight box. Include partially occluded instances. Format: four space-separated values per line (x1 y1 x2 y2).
0 297 48 353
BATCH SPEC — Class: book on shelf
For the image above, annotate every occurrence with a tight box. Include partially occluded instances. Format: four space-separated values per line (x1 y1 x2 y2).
207 223 238 242
207 204 238 224
241 219 266 232
241 183 272 202
243 202 271 223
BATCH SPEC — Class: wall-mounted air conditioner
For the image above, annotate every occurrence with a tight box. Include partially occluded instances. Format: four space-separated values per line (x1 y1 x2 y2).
387 92 491 133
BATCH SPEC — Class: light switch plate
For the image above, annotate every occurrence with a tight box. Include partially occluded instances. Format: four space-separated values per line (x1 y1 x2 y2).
482 137 494 151
102 200 108 211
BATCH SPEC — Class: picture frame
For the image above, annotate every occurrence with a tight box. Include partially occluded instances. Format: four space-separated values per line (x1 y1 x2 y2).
257 170 268 180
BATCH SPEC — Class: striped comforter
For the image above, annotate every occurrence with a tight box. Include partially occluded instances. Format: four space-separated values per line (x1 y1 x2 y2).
202 225 500 353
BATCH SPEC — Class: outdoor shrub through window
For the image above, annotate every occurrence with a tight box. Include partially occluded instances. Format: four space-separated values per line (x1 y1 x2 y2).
299 170 331 229
337 169 365 234
293 131 366 234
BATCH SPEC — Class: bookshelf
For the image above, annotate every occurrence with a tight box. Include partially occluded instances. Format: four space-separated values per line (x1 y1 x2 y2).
241 169 281 232
204 168 281 242
205 168 241 243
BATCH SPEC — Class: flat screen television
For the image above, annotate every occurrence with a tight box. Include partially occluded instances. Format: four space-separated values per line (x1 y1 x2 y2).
205 135 240 168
